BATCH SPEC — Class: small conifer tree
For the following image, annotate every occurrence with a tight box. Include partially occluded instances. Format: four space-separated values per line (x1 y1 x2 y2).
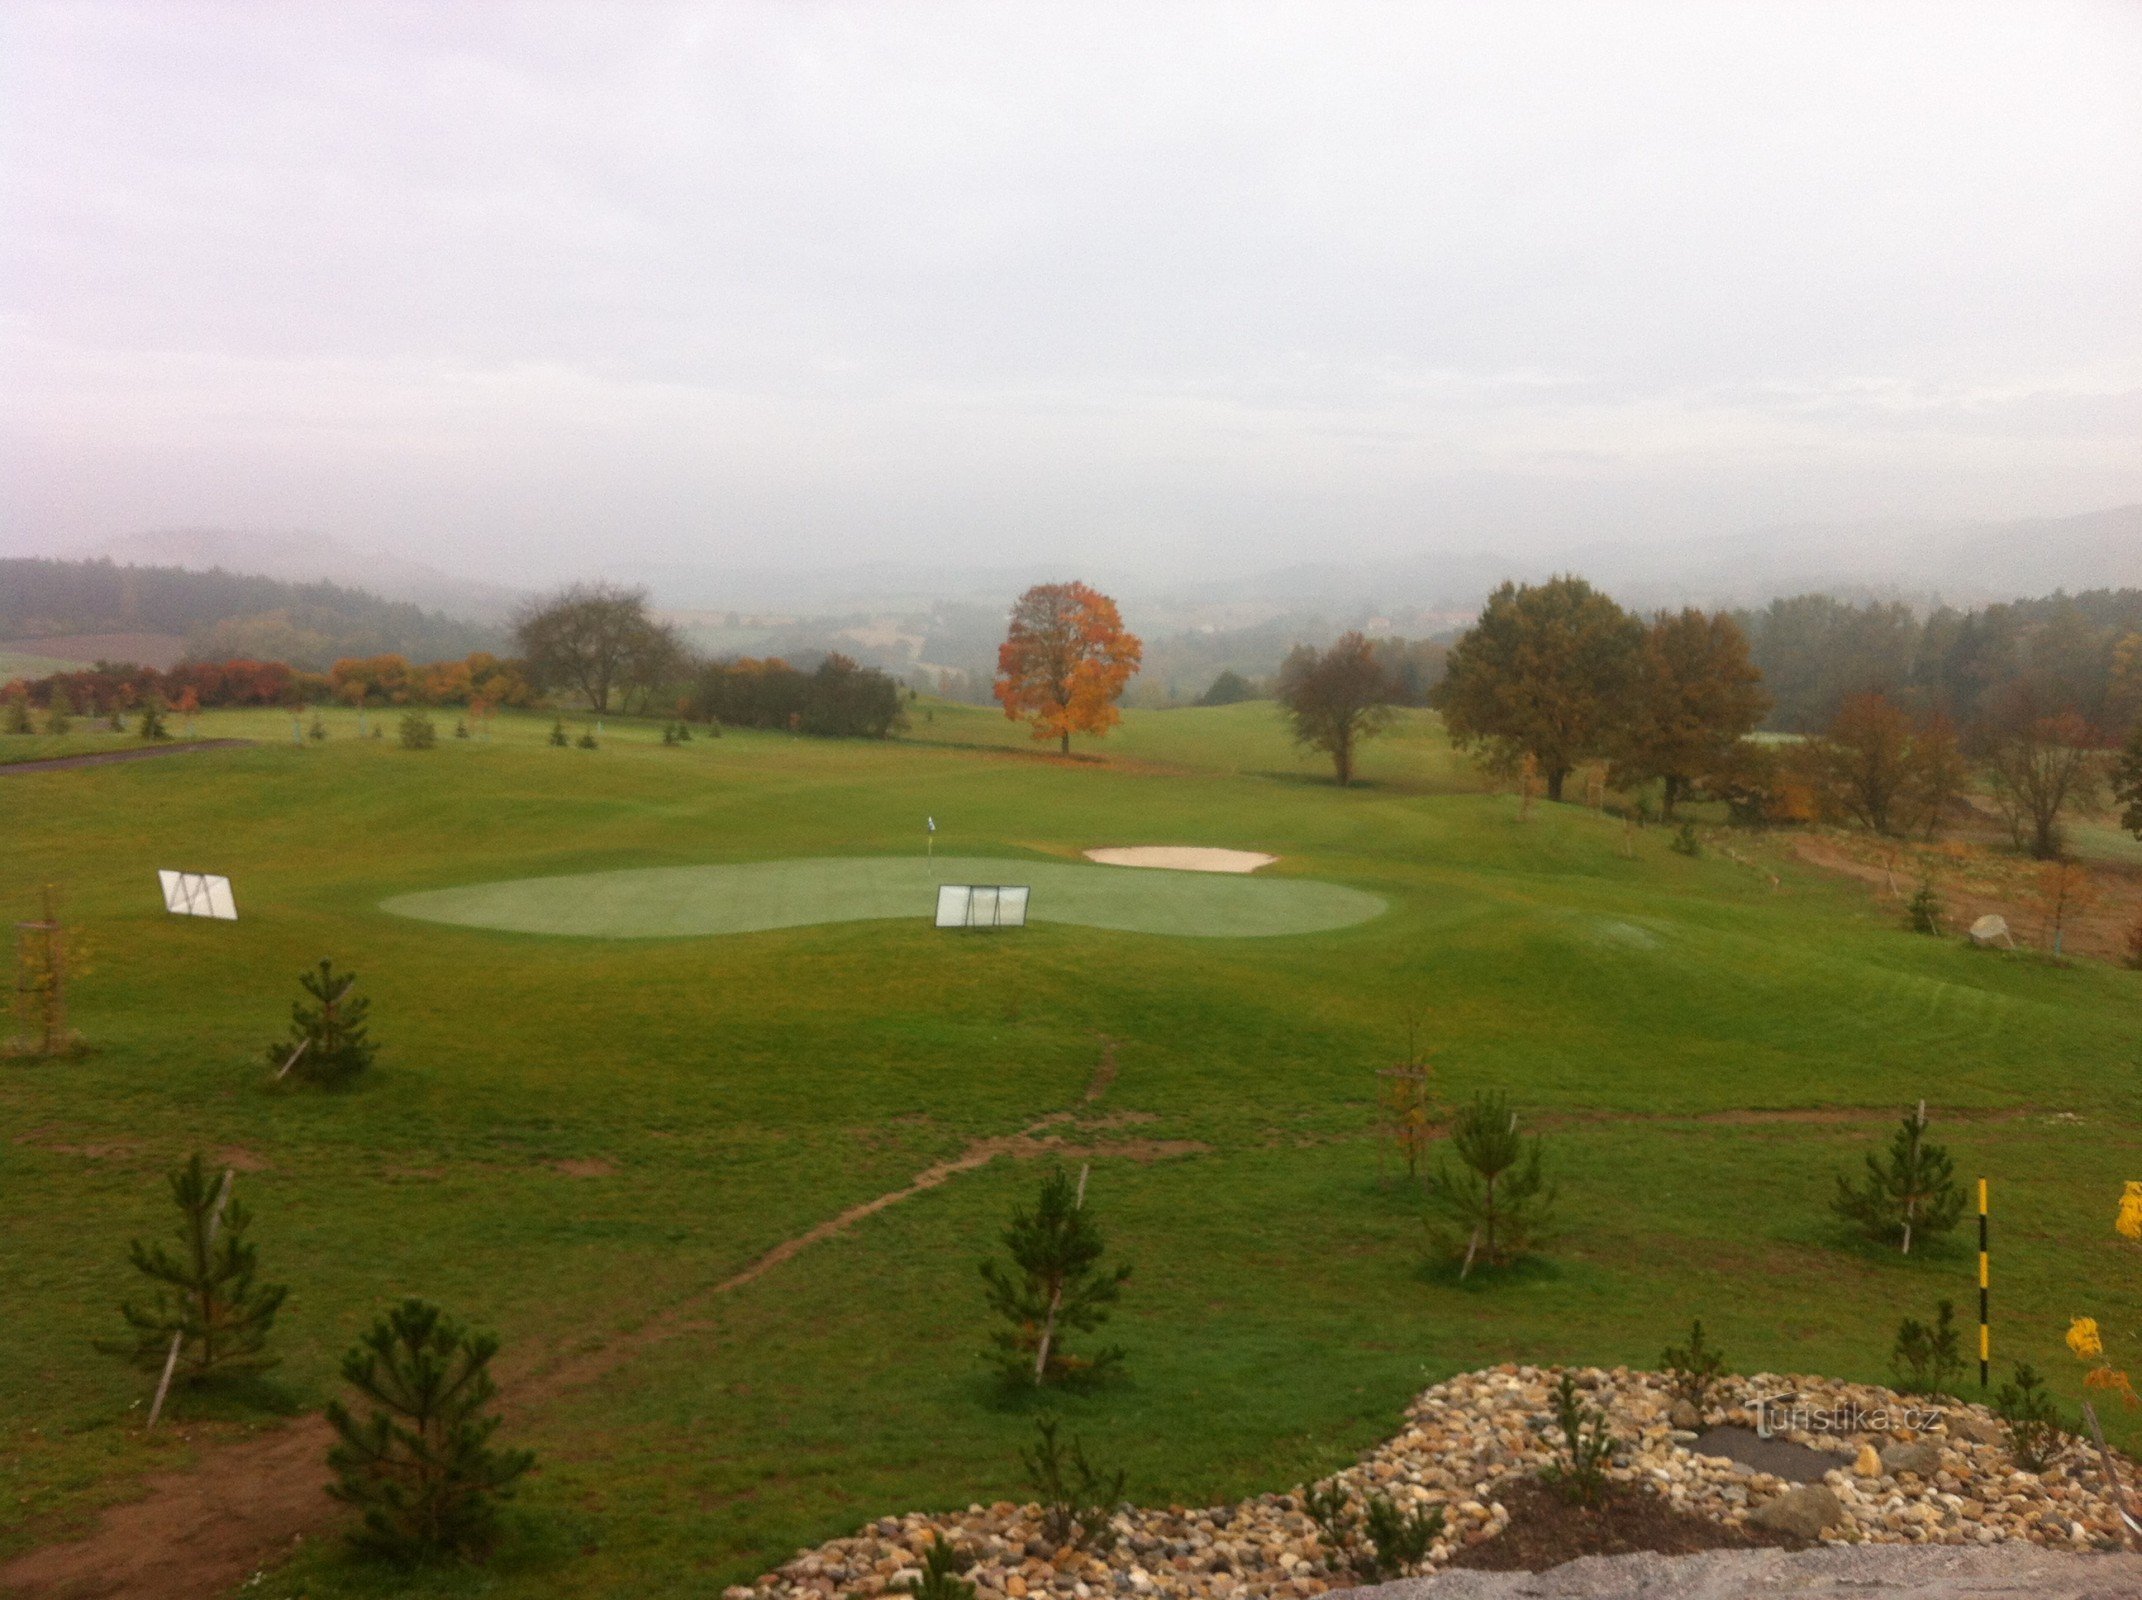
1832 1101 1965 1253
1993 1361 2065 1470
397 709 436 750
138 694 170 740
575 727 598 749
1423 1090 1555 1277
325 1298 533 1562
896 1534 975 1600
3 694 32 735
1022 1414 1125 1552
100 1153 286 1387
980 1166 1131 1385
548 718 569 747
268 959 376 1087
1907 879 1943 934
1660 1318 1727 1417
1891 1298 1965 1394
308 710 329 741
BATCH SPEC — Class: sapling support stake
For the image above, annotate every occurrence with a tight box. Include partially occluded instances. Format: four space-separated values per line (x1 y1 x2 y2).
2081 1400 2139 1548
1032 1163 1093 1384
146 1167 234 1430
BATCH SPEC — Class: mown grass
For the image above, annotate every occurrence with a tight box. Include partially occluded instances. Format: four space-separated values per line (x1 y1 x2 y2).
1 701 2137 1599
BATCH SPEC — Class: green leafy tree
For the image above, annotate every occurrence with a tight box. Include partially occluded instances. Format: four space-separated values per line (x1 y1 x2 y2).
1198 669 1258 706
268 959 376 1087
1613 609 1770 818
397 709 436 750
100 1153 285 1386
1434 576 1644 801
1423 1090 1555 1278
45 688 73 735
3 693 33 735
1277 632 1395 786
979 1166 1131 1385
1832 1102 1965 1254
325 1299 534 1562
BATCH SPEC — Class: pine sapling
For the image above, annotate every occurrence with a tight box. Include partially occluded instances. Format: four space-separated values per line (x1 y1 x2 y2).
1022 1414 1124 1552
1891 1300 1965 1395
548 719 569 747
268 959 376 1087
1992 1362 2065 1471
1660 1319 1727 1419
325 1299 533 1562
1300 1480 1443 1580
979 1166 1131 1386
1832 1101 1965 1254
138 694 170 740
1539 1373 1616 1505
1907 879 1943 935
896 1535 975 1600
1423 1090 1555 1277
99 1153 286 1397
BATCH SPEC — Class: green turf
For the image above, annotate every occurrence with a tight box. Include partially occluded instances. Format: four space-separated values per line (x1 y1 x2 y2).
2 701 2138 1600
381 855 1386 939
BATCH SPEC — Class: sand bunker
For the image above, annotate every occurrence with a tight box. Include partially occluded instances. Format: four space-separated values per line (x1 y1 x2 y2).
1082 847 1277 874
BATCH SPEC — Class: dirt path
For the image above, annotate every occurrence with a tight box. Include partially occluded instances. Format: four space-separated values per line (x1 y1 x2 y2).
0 1047 1149 1600
0 741 252 776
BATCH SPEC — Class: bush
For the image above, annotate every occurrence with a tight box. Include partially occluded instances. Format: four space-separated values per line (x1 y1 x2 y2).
99 1153 285 1389
397 710 436 750
1660 1319 1727 1418
325 1299 533 1563
1022 1414 1123 1552
267 959 375 1087
307 711 328 741
1891 1299 1965 1395
1423 1090 1555 1277
1992 1361 2065 1470
1832 1102 1965 1254
1670 821 1701 857
548 718 569 747
690 652 904 737
3 694 34 735
575 728 598 749
979 1166 1131 1386
138 694 170 740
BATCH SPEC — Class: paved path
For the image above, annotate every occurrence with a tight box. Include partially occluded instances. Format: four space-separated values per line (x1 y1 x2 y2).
0 740 252 774
1334 1544 2142 1599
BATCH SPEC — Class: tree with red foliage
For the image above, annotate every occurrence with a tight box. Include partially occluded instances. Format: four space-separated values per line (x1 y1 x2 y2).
994 583 1142 756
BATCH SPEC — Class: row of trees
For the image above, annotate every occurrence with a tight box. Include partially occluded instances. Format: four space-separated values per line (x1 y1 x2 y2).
1269 578 1769 800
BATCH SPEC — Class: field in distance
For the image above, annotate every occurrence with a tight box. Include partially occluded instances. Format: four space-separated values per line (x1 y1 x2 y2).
2 700 2137 1598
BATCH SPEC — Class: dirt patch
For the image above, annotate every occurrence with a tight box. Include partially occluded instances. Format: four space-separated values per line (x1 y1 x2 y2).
215 1147 271 1173
0 740 253 775
551 1158 617 1178
1447 1478 1803 1573
1074 1110 1159 1128
1790 830 2142 965
10 1128 142 1161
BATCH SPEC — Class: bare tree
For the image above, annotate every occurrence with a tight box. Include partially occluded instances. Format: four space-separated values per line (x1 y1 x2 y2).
1278 632 1394 786
512 582 681 715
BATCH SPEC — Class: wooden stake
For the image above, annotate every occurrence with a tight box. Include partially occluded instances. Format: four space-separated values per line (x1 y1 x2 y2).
1032 1164 1093 1384
2081 1400 2138 1548
147 1168 234 1430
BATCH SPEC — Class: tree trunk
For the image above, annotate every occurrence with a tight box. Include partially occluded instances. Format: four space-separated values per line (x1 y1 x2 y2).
1059 731 1070 756
1546 765 1567 802
1661 774 1683 819
1334 733 1352 786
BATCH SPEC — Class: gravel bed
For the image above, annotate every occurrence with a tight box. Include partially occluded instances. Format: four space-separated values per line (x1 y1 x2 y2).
727 1365 2137 1600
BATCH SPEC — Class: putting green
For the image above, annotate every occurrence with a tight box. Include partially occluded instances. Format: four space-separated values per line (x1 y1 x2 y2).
380 855 1385 940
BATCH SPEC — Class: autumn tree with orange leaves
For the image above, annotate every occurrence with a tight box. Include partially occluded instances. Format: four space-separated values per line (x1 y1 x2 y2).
995 583 1142 755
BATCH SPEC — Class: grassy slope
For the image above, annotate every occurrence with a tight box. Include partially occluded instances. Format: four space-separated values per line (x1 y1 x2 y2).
1 701 2137 1599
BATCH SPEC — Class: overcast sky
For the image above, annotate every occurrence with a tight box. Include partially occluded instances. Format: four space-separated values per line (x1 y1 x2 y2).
4 1 2139 584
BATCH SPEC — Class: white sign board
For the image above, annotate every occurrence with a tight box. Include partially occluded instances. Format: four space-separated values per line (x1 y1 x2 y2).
159 870 237 921
934 884 1030 929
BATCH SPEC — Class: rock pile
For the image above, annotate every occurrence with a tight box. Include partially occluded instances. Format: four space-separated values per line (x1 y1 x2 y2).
726 1366 2136 1600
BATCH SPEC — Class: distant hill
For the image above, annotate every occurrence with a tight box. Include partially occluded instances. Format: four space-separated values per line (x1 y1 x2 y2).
87 529 526 621
0 557 508 670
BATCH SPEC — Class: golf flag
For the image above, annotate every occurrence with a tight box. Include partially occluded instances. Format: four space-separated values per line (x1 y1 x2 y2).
927 816 936 832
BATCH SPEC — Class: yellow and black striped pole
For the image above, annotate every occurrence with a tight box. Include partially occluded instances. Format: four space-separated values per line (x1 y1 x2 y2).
1977 1177 1990 1389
